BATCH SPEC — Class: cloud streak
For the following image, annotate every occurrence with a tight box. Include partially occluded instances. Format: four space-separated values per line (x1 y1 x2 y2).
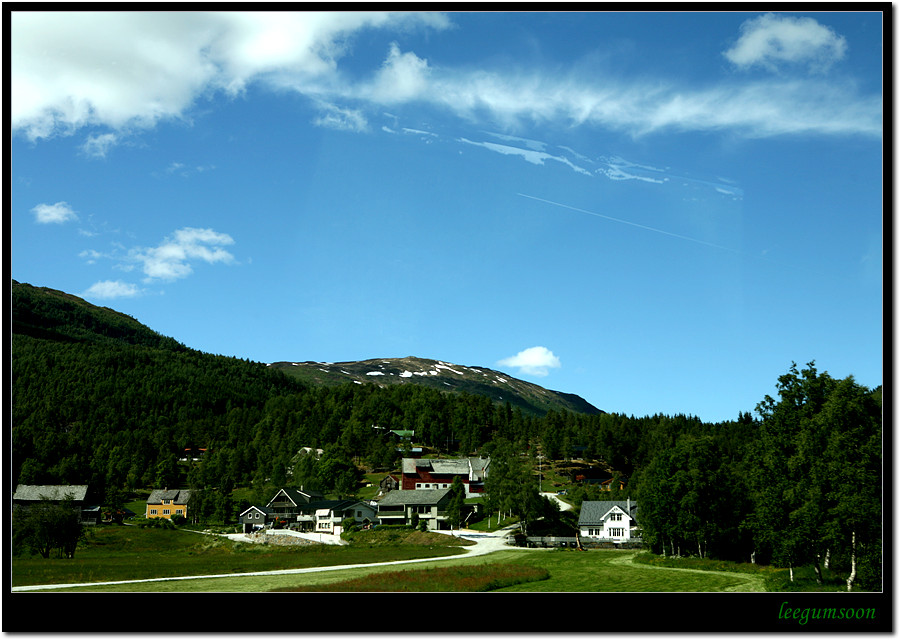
518 193 741 253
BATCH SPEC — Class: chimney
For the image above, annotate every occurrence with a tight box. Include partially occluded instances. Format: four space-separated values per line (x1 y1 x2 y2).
627 497 631 515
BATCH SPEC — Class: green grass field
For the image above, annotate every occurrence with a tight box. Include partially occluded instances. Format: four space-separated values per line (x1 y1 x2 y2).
27 539 766 593
11 525 468 588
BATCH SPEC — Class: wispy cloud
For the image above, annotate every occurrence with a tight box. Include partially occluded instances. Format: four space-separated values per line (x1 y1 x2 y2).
459 137 592 176
10 11 880 145
163 161 216 178
128 227 236 282
81 132 118 158
312 102 369 132
82 280 141 299
724 13 848 73
498 346 561 377
31 201 77 224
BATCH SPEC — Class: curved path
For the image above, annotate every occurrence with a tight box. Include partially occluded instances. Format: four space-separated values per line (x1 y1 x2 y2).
608 551 766 592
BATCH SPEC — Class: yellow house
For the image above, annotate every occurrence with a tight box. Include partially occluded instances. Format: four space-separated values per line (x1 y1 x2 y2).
146 489 191 520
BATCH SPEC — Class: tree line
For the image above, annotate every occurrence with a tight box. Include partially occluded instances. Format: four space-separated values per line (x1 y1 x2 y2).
11 282 881 587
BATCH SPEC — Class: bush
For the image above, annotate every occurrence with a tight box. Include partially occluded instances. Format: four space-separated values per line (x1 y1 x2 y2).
170 514 186 526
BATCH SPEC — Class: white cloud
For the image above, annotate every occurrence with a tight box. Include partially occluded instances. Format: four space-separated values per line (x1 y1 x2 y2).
498 346 561 377
312 102 369 132
129 227 236 282
724 13 848 72
10 11 879 144
11 11 450 140
31 201 77 224
81 132 118 158
368 43 431 103
82 280 141 299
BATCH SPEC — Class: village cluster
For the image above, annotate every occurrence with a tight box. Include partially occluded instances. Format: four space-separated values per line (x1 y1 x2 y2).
12 455 641 547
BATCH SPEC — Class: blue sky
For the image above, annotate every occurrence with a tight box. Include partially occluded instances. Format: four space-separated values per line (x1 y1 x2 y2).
10 11 883 423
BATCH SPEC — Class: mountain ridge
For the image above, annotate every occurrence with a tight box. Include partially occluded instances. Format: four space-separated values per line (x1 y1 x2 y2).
11 279 601 416
269 356 603 416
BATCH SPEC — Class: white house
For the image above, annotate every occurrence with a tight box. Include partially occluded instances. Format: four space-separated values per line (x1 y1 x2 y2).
297 499 377 535
577 499 640 542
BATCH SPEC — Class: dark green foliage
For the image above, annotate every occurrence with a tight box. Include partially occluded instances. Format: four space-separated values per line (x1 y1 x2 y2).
13 498 86 558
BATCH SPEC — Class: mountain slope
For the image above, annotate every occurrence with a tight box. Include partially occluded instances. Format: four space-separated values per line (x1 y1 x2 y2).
269 357 603 416
12 279 186 351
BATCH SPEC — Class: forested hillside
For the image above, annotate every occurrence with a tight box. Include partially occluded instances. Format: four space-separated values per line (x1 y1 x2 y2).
10 280 882 589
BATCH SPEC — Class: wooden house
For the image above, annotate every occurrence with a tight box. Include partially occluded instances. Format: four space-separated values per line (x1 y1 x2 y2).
577 499 640 542
379 474 400 495
13 484 90 522
376 488 452 530
265 487 325 521
296 500 377 534
239 505 275 533
400 457 489 497
146 488 192 520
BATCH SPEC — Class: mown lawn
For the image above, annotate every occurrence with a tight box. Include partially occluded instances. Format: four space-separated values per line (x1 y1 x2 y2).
45 548 764 593
11 525 468 588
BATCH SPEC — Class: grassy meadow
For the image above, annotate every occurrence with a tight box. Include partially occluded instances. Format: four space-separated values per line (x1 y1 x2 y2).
22 530 768 593
11 524 469 588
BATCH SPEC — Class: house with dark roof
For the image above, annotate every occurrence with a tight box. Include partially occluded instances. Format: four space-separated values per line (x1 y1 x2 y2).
400 457 489 497
13 484 92 522
379 474 400 495
265 487 325 520
146 489 192 521
238 505 275 533
376 488 452 530
577 499 641 542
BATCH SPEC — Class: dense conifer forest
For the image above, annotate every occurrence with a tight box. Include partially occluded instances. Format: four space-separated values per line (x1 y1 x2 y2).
10 280 882 589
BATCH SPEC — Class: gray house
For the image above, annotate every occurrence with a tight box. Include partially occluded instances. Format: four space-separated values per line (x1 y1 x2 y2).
577 499 641 542
239 505 275 533
376 488 452 530
13 484 91 522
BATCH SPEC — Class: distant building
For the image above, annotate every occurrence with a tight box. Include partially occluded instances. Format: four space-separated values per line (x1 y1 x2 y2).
379 474 400 495
376 488 452 530
577 499 640 542
146 489 192 520
13 484 91 522
400 457 489 497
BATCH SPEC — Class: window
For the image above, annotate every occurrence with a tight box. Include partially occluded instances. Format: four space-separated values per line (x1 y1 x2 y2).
610 528 624 537
254 512 260 519
163 499 171 505
176 509 183 515
163 509 170 515
610 513 622 521
150 509 157 515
